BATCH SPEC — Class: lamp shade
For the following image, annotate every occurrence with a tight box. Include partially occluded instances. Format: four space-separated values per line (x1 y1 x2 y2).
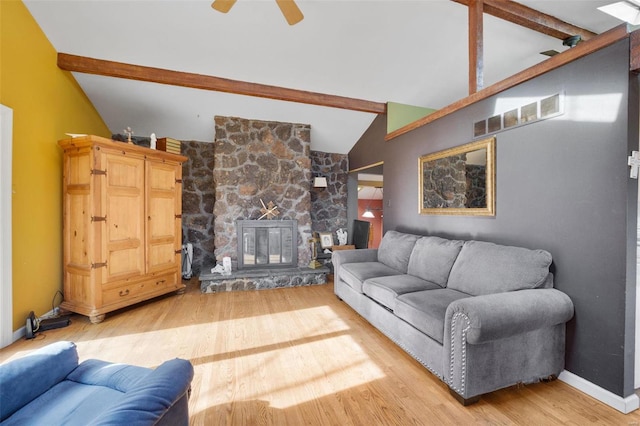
362 209 375 218
313 177 328 188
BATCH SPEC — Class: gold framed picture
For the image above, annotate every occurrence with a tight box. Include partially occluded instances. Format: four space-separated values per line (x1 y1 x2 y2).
418 136 496 216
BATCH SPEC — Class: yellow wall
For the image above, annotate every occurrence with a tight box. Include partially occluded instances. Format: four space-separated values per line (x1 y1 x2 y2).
1 1 110 331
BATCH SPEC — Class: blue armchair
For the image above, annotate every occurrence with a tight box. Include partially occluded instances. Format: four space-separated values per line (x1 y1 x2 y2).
0 341 194 425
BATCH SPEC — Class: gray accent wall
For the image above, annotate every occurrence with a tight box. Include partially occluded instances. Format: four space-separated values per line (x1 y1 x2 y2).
349 40 638 397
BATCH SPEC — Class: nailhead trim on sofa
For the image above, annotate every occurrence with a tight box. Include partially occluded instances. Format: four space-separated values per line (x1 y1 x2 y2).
449 311 471 395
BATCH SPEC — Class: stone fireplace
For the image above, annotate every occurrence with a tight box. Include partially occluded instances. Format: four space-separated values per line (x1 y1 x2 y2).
212 116 312 269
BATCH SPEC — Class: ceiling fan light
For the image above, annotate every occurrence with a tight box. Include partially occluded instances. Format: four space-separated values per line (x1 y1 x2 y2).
598 1 640 26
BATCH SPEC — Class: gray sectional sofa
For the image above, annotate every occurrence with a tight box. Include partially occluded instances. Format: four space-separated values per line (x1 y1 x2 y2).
332 230 574 404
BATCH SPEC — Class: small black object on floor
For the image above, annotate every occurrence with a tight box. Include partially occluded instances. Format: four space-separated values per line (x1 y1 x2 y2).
25 311 71 340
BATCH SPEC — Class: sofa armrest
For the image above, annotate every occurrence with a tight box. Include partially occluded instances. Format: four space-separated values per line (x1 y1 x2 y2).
0 341 79 421
91 358 194 426
445 288 574 344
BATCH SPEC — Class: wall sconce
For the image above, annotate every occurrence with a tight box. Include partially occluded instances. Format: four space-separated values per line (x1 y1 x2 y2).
598 1 640 25
313 177 328 188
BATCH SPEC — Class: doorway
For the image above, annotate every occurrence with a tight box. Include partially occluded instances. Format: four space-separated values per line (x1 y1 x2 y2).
348 162 383 249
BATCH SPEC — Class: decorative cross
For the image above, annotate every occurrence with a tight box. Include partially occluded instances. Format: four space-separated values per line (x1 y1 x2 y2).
628 151 640 179
258 199 280 220
123 126 134 144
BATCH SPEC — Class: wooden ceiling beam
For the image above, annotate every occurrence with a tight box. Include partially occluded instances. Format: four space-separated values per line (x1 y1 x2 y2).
57 53 387 114
358 180 383 188
631 30 640 72
469 0 484 94
452 0 597 41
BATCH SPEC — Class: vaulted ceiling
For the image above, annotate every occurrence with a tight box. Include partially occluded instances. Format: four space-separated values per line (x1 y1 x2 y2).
24 0 623 154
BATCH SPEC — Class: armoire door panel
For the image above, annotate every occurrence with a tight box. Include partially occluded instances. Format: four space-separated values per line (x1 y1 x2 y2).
108 192 144 242
108 248 143 277
149 196 175 237
147 161 179 273
103 153 145 281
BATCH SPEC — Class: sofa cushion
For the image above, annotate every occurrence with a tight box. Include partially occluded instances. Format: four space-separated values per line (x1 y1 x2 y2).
395 289 470 344
407 236 464 287
362 275 441 311
447 240 553 296
377 231 421 273
339 262 400 293
1 381 124 426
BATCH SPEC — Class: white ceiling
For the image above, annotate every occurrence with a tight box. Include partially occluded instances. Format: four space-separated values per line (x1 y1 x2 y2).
24 0 622 154
358 172 383 199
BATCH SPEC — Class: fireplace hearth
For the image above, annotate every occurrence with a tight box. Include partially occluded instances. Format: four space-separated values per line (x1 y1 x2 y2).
199 265 329 293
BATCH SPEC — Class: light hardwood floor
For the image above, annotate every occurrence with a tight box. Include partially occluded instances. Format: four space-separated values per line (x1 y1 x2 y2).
2 281 639 425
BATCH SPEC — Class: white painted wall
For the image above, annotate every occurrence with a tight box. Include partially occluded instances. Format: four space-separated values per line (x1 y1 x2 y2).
0 104 13 348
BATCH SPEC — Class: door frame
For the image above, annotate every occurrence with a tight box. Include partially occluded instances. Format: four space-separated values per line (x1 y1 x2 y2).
1 104 13 348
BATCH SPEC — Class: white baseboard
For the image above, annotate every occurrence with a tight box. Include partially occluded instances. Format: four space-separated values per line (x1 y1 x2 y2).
559 370 640 414
12 325 25 343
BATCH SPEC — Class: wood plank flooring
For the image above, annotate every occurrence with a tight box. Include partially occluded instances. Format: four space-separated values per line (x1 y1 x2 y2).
2 281 639 425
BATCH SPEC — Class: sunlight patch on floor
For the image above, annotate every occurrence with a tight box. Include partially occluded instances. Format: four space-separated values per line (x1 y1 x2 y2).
198 333 386 411
70 305 352 367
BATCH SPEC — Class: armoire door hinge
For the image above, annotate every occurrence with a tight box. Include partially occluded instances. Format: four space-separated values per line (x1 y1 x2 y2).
91 216 107 222
175 178 183 184
91 169 107 175
175 214 182 219
91 261 107 269
175 249 182 254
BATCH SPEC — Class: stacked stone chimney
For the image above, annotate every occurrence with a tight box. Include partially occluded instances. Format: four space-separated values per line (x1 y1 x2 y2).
212 116 312 267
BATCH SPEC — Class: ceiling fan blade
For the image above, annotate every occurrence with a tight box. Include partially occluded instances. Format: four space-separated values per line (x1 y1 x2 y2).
275 0 304 25
211 0 237 13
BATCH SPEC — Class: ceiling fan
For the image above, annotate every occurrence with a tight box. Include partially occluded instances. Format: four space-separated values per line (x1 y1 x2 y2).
211 0 304 25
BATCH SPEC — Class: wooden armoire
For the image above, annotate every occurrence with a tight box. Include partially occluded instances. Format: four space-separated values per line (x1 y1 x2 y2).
58 135 187 323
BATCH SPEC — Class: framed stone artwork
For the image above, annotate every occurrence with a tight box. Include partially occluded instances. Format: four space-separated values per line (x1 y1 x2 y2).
418 137 495 216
